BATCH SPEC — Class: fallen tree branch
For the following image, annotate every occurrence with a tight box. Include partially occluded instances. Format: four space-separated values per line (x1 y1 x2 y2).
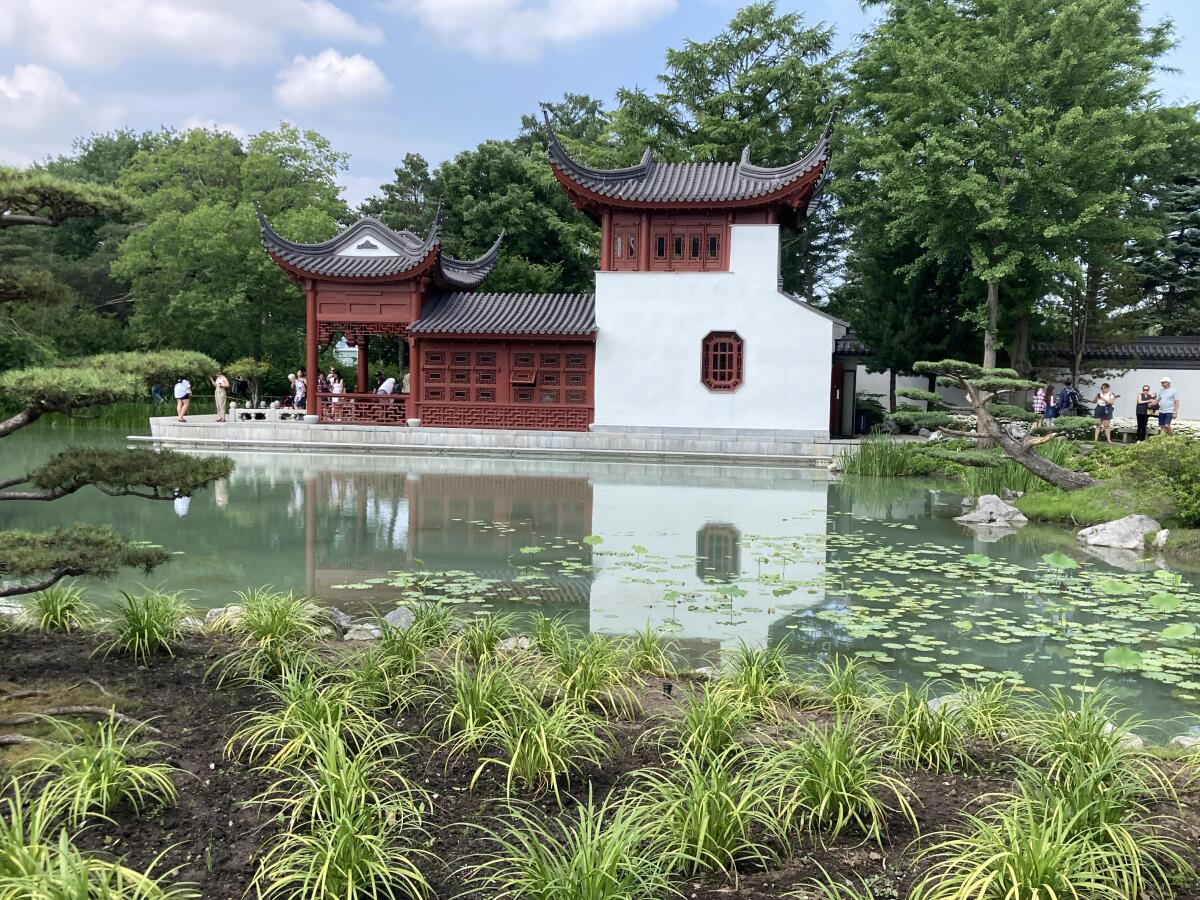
0 706 161 734
0 734 38 746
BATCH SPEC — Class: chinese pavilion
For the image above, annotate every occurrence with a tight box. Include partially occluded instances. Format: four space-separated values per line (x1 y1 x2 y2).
260 110 840 437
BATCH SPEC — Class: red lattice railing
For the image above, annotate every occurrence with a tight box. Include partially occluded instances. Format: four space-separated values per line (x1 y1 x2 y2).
318 393 408 425
418 403 591 431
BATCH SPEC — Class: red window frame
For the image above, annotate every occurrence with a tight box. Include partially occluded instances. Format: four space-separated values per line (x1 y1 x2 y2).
701 331 743 392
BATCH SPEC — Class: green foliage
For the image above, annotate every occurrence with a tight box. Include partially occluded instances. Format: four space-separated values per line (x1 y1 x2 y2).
895 387 943 406
1108 436 1200 526
800 657 887 716
913 360 981 380
10 447 232 501
841 433 943 477
0 785 196 898
18 714 178 828
550 633 640 716
960 440 1076 497
0 166 126 226
723 641 793 718
215 588 322 682
472 697 614 801
624 745 779 876
455 613 517 663
754 719 916 846
467 792 675 900
21 584 95 633
619 624 679 677
433 657 539 753
883 685 968 773
100 590 193 664
659 682 752 763
956 682 1020 744
0 524 169 598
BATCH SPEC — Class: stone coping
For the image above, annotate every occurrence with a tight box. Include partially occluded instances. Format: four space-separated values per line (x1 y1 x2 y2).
140 416 841 467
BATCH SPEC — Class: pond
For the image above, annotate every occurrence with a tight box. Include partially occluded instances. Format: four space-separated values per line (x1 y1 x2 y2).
4 422 1200 732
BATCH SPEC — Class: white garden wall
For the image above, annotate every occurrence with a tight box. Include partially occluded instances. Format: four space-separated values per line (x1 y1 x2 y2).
593 225 835 436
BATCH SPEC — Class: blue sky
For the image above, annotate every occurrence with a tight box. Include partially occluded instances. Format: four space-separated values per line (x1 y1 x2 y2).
1 0 1198 206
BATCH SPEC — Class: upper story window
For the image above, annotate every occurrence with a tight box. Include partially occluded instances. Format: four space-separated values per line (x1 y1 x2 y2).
702 331 743 392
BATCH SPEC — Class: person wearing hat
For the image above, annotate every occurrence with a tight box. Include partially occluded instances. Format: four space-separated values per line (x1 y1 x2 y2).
1157 376 1180 435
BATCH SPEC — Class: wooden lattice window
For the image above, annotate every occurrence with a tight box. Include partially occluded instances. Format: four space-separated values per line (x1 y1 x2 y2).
701 331 743 392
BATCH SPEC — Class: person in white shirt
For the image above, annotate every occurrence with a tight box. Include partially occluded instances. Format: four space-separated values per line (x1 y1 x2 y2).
1092 382 1118 444
1157 376 1181 435
376 376 397 396
173 377 191 422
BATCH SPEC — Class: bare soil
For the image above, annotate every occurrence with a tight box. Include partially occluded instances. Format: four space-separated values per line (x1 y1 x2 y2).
2 630 1198 899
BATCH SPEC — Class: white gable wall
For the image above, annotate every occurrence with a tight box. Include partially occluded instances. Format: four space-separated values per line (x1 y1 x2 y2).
593 224 834 436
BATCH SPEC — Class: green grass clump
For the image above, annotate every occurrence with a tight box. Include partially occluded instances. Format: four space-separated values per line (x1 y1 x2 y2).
799 657 886 716
530 613 572 655
754 719 916 847
956 682 1020 744
723 641 792 718
226 668 383 769
467 792 675 900
841 433 940 477
432 656 540 753
99 590 192 664
472 698 614 802
551 633 640 716
659 682 751 763
405 601 458 647
883 685 968 773
21 584 96 634
959 439 1076 498
624 745 779 876
0 785 196 897
19 715 178 828
214 588 321 682
1014 483 1141 526
619 625 679 678
455 613 517 663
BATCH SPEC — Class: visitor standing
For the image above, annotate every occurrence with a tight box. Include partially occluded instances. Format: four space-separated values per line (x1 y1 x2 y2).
294 370 306 409
150 383 166 405
1157 376 1181 435
1042 383 1058 427
1135 384 1156 442
1058 380 1081 415
1092 383 1118 444
173 376 191 422
212 371 230 422
1033 385 1047 420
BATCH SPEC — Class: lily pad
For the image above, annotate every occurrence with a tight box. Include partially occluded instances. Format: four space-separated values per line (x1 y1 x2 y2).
1102 647 1144 670
1041 551 1079 570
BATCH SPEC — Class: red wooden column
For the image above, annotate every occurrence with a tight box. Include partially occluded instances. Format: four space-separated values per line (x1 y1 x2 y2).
600 209 612 271
638 212 650 270
356 337 368 394
305 280 318 416
407 336 420 422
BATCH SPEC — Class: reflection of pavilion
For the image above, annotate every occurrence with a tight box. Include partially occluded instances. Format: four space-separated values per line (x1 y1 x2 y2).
205 450 838 644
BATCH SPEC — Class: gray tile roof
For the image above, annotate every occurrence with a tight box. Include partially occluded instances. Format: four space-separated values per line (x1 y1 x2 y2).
410 292 596 336
545 110 834 206
1078 336 1200 366
256 204 501 288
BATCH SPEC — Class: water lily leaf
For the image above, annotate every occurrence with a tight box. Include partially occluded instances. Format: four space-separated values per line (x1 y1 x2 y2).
964 554 991 567
518 546 542 555
1098 578 1136 596
582 535 604 545
1161 623 1197 641
1148 594 1182 613
1102 647 1144 670
1041 551 1079 570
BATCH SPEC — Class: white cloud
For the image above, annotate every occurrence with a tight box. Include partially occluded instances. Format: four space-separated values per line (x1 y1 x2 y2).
0 0 383 70
274 49 391 110
386 0 677 61
181 115 250 140
0 63 122 164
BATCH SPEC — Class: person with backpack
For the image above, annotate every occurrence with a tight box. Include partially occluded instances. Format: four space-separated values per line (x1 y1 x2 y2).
1058 381 1082 416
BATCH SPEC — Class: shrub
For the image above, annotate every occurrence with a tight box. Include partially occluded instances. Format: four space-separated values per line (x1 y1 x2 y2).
19 715 178 828
754 719 916 847
99 590 192 663
21 584 95 633
433 657 539 753
467 792 674 900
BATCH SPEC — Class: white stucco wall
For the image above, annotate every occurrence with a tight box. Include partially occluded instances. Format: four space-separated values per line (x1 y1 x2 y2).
855 368 968 408
593 225 835 435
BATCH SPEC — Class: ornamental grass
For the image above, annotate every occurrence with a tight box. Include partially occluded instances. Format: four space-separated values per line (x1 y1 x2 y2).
21 584 96 634
98 590 192 664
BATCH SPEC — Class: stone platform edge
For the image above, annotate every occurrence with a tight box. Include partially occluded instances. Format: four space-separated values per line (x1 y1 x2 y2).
139 417 841 467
